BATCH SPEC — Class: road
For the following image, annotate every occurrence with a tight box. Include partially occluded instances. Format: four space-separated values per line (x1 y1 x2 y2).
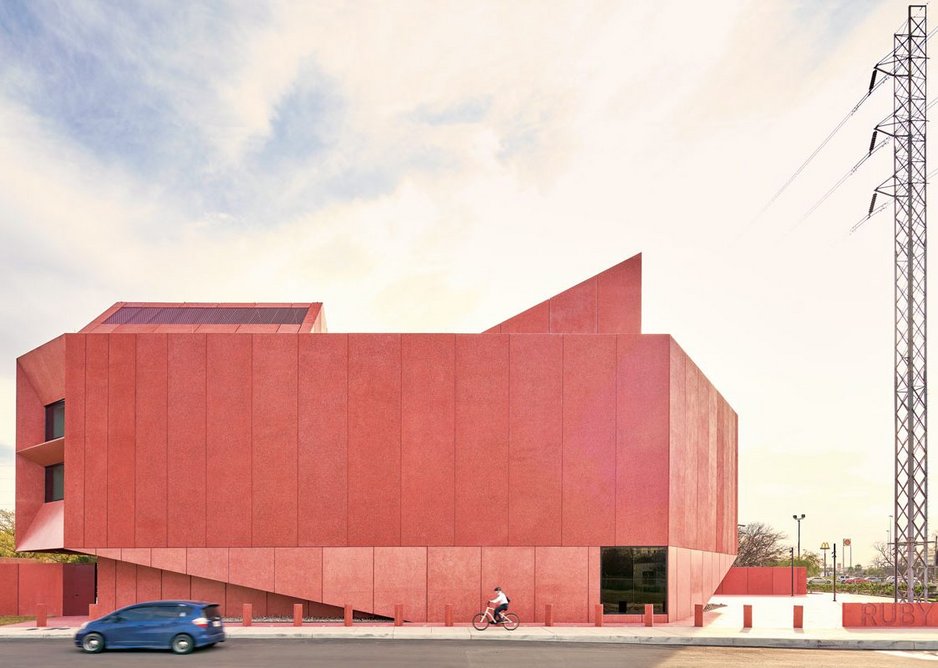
0 639 934 667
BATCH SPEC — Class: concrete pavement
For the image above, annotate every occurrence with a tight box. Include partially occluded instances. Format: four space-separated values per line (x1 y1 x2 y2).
2 593 936 651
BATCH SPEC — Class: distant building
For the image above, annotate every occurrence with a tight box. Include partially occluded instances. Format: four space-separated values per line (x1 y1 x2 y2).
15 253 737 622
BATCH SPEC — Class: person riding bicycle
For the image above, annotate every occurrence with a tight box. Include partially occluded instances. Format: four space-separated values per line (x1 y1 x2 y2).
489 586 509 624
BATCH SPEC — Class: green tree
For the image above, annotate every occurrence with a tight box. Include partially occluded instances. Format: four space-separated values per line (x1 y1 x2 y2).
0 509 94 563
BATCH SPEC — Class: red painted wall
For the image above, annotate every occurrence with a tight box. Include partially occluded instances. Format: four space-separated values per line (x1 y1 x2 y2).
715 567 807 596
0 562 93 617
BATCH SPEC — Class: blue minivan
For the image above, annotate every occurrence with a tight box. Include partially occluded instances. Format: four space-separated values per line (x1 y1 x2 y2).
75 600 225 654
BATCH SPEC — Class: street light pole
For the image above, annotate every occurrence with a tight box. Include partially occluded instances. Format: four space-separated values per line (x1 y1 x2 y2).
833 543 838 602
793 514 805 559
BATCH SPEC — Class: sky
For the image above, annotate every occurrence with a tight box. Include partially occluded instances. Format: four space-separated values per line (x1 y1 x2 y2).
0 0 932 569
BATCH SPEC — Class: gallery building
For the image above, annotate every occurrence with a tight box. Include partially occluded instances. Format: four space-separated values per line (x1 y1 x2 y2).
15 254 738 623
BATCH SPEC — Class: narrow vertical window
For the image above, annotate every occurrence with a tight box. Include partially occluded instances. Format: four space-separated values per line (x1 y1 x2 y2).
45 400 65 441
45 463 64 502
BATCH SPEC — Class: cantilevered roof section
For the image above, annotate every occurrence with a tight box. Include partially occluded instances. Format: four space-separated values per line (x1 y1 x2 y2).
81 302 325 334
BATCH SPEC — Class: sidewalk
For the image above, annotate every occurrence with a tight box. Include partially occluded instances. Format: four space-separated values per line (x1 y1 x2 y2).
2 593 935 651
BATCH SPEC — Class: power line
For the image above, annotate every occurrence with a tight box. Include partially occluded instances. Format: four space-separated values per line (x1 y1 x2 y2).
743 23 938 237
800 137 891 223
749 75 887 224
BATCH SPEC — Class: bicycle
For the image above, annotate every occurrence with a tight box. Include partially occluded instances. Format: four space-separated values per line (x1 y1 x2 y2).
472 606 520 631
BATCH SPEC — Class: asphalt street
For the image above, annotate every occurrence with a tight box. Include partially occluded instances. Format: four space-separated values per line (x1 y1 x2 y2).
0 639 935 667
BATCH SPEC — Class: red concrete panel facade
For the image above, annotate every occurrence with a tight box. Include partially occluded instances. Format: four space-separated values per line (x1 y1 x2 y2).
83 335 110 549
508 334 563 545
252 335 298 547
107 335 136 548
298 335 348 547
135 565 162 602
534 547 589 623
561 334 616 546
482 546 535 623
347 335 401 546
167 335 207 548
427 547 480 623
453 334 509 546
115 560 137 609
322 547 374 613
206 334 252 547
374 547 427 621
63 335 85 548
401 335 455 546
18 253 738 623
134 334 168 548
616 336 670 546
274 548 323 603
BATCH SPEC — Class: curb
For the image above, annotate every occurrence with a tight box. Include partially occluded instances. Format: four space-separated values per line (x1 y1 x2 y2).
1 628 937 650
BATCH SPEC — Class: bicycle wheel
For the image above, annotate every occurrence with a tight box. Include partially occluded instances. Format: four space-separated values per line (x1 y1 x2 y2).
502 612 520 630
471 613 489 630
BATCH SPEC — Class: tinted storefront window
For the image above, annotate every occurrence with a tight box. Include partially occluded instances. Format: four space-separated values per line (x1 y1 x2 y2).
601 546 667 614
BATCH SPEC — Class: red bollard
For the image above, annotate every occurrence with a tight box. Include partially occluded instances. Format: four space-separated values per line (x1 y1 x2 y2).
644 604 653 627
394 604 403 626
694 604 703 628
444 604 453 627
743 604 752 628
35 603 47 628
793 605 803 629
293 603 303 627
544 604 553 627
594 604 603 627
242 603 253 627
344 604 353 627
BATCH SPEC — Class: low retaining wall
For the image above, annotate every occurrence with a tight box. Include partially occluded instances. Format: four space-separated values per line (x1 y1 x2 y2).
843 602 938 627
0 560 95 616
715 567 807 595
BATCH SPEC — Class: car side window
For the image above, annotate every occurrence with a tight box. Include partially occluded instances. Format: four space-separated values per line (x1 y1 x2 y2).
117 608 150 621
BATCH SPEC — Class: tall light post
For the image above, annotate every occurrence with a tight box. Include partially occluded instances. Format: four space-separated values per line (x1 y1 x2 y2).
793 514 805 559
820 542 830 577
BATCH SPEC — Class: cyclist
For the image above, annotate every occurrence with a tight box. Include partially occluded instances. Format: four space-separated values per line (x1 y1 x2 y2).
489 586 510 623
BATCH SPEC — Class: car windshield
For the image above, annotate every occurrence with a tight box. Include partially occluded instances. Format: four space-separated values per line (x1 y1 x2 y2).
203 605 221 620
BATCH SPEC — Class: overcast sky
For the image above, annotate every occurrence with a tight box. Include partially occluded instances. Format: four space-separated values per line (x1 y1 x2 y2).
0 0 932 568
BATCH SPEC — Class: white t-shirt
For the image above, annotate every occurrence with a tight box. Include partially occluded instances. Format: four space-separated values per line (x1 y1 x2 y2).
492 591 508 606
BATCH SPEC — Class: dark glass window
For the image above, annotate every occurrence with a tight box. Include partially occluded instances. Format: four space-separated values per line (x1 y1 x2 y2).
44 463 64 502
601 546 668 614
45 400 65 441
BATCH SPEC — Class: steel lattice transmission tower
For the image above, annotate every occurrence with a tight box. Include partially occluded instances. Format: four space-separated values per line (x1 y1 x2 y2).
873 4 929 602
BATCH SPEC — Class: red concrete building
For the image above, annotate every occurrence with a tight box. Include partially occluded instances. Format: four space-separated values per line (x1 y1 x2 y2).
15 253 738 622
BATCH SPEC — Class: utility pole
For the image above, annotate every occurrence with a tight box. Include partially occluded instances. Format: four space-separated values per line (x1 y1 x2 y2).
871 4 930 603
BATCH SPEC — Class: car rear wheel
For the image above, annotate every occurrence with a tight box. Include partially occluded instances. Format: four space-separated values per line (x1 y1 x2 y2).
81 632 105 653
171 633 195 655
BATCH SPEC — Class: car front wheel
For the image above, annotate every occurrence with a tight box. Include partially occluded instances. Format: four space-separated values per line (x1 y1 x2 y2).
171 633 195 655
81 632 105 653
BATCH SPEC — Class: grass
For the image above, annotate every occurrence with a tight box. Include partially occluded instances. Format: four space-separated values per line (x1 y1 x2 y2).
0 616 32 626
